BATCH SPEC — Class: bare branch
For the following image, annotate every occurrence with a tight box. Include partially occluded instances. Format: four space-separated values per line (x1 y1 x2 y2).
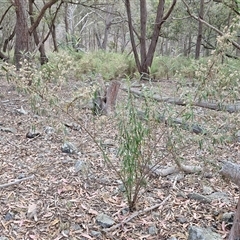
0 175 34 189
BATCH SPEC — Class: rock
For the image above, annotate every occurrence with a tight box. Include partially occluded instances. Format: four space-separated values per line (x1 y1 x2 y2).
188 193 211 203
148 225 158 235
96 213 115 228
15 106 28 115
188 226 222 240
74 160 88 173
26 131 40 138
0 126 17 134
167 173 184 181
61 142 78 154
43 126 55 134
0 237 9 240
168 238 177 240
4 212 14 221
208 192 230 204
202 186 214 195
90 230 102 237
221 212 234 222
177 216 187 224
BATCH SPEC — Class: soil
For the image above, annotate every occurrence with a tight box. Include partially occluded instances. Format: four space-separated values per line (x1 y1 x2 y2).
0 78 239 240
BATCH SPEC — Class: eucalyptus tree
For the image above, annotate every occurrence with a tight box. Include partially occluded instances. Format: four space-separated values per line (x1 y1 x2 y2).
125 0 177 77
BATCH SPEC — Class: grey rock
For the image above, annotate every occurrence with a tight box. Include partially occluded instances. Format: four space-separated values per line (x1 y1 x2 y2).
177 216 187 224
71 223 81 231
168 238 177 240
208 192 230 204
61 142 78 154
176 191 187 199
4 212 14 221
90 230 102 237
221 212 234 222
15 106 28 115
96 213 115 228
167 173 184 181
0 237 9 240
74 160 88 173
148 224 158 235
202 186 214 195
44 126 55 134
188 226 222 240
0 126 17 134
188 193 211 203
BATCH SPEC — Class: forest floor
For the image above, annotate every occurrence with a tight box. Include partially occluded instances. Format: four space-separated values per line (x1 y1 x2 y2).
0 77 239 240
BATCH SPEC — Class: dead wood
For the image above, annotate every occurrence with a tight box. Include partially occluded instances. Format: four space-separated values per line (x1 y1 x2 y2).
93 80 120 115
103 195 170 233
124 87 240 113
0 175 34 188
220 161 240 240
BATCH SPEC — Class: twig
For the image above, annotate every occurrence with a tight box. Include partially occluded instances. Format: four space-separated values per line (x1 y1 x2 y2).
0 175 34 189
103 195 171 232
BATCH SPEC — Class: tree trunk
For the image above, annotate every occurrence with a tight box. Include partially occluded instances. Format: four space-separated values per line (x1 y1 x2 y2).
220 161 240 240
93 81 120 115
125 0 177 77
29 0 48 65
195 0 204 59
14 0 29 69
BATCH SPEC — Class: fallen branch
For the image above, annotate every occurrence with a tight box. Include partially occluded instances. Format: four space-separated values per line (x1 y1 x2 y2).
103 195 170 232
0 175 34 188
123 87 240 113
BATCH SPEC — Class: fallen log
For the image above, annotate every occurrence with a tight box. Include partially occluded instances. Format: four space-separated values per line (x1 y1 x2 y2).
123 87 240 113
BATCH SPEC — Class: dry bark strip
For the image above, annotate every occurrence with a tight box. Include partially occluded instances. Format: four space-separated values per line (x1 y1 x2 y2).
124 87 240 113
0 175 34 188
103 195 170 233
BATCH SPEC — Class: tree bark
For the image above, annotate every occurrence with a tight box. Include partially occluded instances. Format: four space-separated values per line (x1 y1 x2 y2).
93 81 120 115
195 0 204 59
125 0 177 77
29 0 48 65
14 0 29 69
220 161 240 240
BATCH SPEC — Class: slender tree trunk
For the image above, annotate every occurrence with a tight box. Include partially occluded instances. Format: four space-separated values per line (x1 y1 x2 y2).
125 0 177 77
140 0 147 73
29 0 48 65
14 0 29 69
195 0 204 59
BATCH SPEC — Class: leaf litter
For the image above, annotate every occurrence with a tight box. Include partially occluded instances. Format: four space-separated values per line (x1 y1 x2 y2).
0 79 239 239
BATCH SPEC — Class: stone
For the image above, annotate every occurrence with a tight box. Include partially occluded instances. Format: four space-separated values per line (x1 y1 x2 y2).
61 142 78 154
188 193 211 203
96 213 115 228
90 230 102 237
208 192 230 204
188 226 222 240
202 186 214 195
44 126 55 134
148 224 158 235
0 126 17 134
74 160 88 173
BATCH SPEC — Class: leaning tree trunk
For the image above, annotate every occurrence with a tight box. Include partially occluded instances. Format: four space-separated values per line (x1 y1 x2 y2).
220 161 240 240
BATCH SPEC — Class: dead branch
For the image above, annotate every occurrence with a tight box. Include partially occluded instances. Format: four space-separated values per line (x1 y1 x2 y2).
0 175 34 189
103 195 170 232
123 87 240 113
